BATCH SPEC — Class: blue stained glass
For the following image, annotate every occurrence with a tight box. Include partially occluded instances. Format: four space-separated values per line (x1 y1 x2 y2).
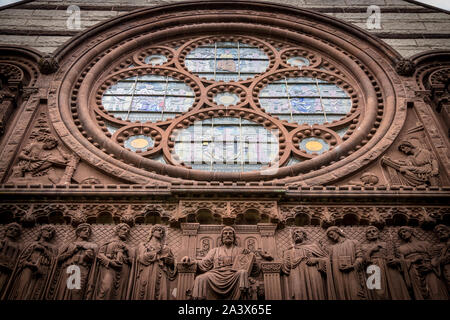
288 84 319 96
167 82 194 96
291 98 322 113
134 82 165 95
164 97 194 112
285 156 302 166
259 84 287 97
322 98 352 113
292 114 326 125
172 117 278 172
151 154 167 164
185 41 269 81
139 75 166 81
319 84 348 97
239 60 269 73
105 121 120 135
106 82 135 95
287 56 310 68
131 96 164 111
102 96 132 111
259 98 290 113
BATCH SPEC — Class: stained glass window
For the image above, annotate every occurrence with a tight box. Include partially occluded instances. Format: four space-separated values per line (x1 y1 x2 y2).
102 75 194 122
173 117 278 172
185 41 270 81
259 77 351 125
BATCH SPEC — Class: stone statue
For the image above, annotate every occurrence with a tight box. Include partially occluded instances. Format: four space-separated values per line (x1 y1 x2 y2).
431 224 450 294
325 226 366 300
10 133 70 183
0 223 23 297
397 226 448 299
88 223 133 300
361 226 411 300
130 224 177 300
381 140 439 186
3 225 58 300
281 228 329 300
46 223 97 300
181 226 255 300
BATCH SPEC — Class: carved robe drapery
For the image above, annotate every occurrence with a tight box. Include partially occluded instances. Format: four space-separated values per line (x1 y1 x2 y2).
361 241 411 300
398 240 448 300
130 242 177 300
431 240 450 294
46 240 98 300
192 246 251 300
0 237 22 297
88 239 133 300
4 241 57 300
326 239 366 300
281 243 329 300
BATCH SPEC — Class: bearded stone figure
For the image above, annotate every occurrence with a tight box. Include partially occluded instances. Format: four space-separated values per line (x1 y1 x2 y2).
361 226 411 300
431 225 450 294
3 225 58 300
281 228 329 300
0 223 23 297
130 224 177 300
88 223 133 300
181 226 255 300
396 226 448 299
46 223 97 300
325 226 366 300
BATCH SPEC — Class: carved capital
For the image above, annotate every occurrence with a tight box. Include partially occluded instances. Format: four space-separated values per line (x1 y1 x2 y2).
181 223 200 236
261 262 282 273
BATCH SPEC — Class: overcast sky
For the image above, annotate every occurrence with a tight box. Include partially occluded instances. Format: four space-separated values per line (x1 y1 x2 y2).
1 0 449 11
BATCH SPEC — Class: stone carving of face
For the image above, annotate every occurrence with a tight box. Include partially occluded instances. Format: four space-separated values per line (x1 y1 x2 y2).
293 230 306 244
40 227 55 241
434 225 449 241
327 230 340 243
399 144 413 155
116 224 130 240
398 227 412 241
222 227 235 246
43 138 58 150
77 226 91 240
366 227 379 241
6 224 21 239
152 226 164 240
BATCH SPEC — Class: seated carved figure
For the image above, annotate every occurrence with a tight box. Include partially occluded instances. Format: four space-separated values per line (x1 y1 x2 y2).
181 226 255 300
382 140 439 186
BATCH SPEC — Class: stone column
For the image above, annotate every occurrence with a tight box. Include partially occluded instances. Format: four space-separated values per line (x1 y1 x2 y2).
261 262 282 300
175 262 197 300
180 223 200 258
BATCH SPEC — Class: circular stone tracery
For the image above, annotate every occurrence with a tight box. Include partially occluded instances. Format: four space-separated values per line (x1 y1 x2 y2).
53 2 405 183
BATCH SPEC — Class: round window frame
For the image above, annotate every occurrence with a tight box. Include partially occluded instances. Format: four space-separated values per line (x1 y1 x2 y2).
50 1 407 185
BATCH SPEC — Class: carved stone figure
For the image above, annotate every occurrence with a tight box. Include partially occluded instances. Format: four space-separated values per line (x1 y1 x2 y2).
361 226 411 300
431 224 450 294
397 226 448 299
3 225 58 300
10 133 70 183
281 228 329 300
381 140 439 186
46 223 97 300
325 226 366 300
181 226 255 300
88 223 133 300
0 223 22 297
130 224 177 300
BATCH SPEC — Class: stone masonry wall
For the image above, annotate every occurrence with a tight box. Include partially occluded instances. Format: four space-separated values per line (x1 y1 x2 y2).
0 0 449 56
